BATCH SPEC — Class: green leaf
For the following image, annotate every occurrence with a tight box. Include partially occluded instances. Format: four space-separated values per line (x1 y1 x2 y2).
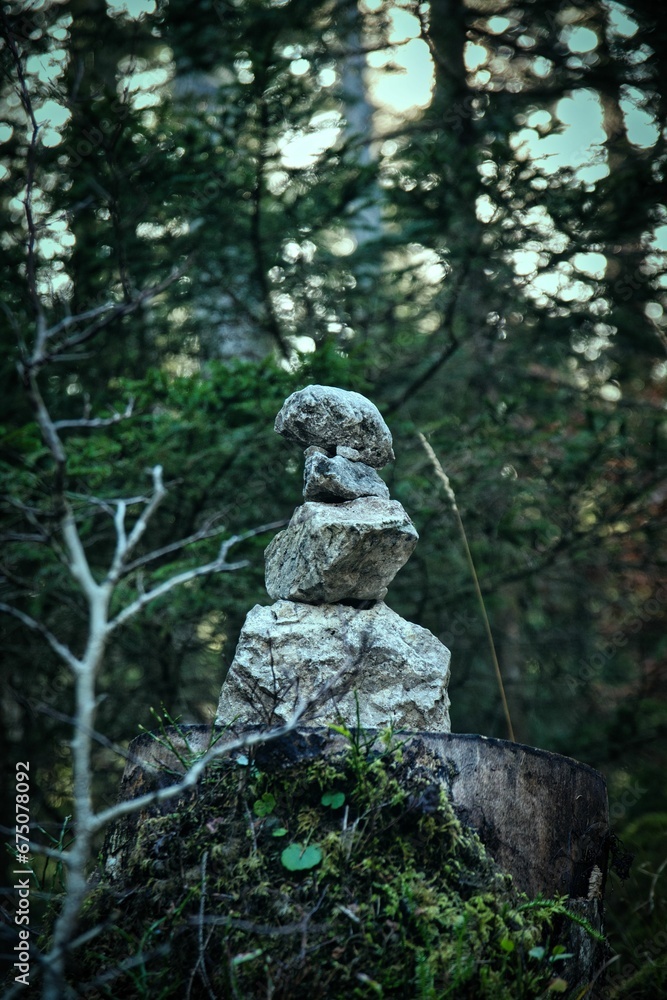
326 723 353 739
528 946 546 961
280 843 323 871
499 938 515 953
321 791 345 809
272 827 288 837
547 978 569 993
253 792 276 817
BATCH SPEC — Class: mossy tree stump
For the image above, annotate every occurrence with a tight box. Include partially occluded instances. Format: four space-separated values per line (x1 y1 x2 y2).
79 726 609 999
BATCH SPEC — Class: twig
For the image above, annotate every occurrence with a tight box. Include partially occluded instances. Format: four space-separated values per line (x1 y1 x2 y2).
417 432 516 743
26 261 192 375
0 602 81 671
54 397 135 431
119 517 229 575
121 516 287 578
108 519 287 630
90 658 355 834
40 301 123 340
186 850 216 1000
106 464 166 583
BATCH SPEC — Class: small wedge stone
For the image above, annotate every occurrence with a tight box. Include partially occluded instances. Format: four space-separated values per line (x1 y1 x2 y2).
303 452 390 502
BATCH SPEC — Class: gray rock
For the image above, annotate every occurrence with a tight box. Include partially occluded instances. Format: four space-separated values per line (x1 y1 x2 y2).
216 600 451 732
304 452 390 502
275 385 395 468
264 497 418 603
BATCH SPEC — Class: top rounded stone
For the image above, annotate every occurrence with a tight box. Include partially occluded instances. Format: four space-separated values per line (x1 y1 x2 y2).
275 385 395 468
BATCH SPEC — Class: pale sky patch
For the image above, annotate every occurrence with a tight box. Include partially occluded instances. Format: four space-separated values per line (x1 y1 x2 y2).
107 0 156 19
279 111 343 170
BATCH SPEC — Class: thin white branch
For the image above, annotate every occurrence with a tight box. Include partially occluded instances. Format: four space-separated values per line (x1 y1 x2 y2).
120 519 230 576
54 397 135 431
108 500 128 580
71 491 149 509
122 465 165 561
61 508 102 601
92 705 307 834
91 655 356 837
108 519 285 630
109 552 247 631
91 657 355 835
0 602 81 671
43 302 120 341
105 465 166 586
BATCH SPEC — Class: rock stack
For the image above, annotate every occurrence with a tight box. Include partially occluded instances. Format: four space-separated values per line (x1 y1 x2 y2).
216 385 451 732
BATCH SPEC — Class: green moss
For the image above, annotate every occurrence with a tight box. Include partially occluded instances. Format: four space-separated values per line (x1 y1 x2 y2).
71 734 591 998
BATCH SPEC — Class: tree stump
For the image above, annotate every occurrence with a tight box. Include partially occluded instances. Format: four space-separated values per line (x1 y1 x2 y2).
96 726 609 996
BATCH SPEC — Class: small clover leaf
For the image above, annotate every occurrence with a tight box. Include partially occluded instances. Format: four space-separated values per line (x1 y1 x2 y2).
321 791 346 809
253 792 276 818
281 843 323 871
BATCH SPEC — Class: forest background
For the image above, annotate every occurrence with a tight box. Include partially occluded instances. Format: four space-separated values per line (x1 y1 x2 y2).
0 0 666 994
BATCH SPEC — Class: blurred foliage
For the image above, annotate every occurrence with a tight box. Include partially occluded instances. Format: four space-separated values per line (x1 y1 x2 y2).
1 0 667 993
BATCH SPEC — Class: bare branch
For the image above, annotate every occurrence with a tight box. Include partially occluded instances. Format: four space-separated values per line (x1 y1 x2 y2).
43 301 123 340
1 532 50 545
106 465 166 583
109 552 246 630
0 602 80 671
108 519 287 630
119 465 165 562
21 369 67 495
90 660 352 835
27 261 192 374
61 508 103 603
54 397 135 431
120 517 230 576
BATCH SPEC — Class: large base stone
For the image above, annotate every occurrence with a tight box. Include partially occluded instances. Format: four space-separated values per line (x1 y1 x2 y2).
265 497 418 603
216 599 451 732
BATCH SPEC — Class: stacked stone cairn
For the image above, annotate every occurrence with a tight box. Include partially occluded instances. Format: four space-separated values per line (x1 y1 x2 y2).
216 385 451 733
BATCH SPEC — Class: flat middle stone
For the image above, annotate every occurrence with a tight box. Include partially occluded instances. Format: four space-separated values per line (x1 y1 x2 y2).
265 496 418 604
